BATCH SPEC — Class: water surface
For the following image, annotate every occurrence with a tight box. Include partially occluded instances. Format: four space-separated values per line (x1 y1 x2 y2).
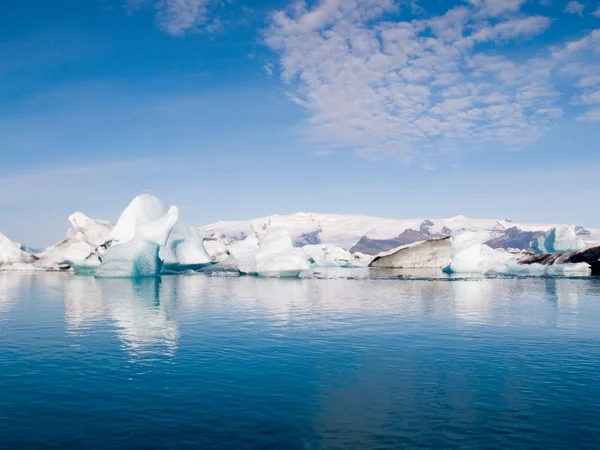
1 271 600 448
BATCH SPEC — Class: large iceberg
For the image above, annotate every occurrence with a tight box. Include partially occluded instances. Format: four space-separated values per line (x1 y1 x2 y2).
228 228 310 277
444 231 590 276
533 226 586 254
95 206 180 278
108 194 211 272
33 212 112 271
369 237 452 268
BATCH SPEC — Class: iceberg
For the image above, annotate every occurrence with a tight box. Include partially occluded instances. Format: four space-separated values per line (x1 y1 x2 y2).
228 228 310 277
444 231 591 276
302 244 368 267
95 206 179 278
369 237 452 268
533 226 586 254
0 232 36 269
160 222 212 271
202 234 230 263
109 194 211 272
443 232 515 274
35 212 112 271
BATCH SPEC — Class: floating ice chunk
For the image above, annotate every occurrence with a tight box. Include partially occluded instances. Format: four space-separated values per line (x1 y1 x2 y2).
95 206 179 278
203 234 230 263
533 226 586 254
0 232 36 270
228 228 310 277
444 232 517 274
369 237 452 268
302 244 370 267
110 194 211 271
444 231 591 276
160 222 211 271
252 228 310 277
505 261 591 277
35 212 112 271
302 244 352 267
227 234 261 274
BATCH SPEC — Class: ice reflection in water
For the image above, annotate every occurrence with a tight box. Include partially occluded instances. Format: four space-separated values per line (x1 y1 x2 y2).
1 270 600 448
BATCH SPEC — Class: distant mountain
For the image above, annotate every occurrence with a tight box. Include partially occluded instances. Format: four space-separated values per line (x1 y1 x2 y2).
200 213 600 255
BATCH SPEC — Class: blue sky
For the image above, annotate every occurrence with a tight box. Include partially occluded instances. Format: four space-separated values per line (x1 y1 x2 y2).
2 0 600 246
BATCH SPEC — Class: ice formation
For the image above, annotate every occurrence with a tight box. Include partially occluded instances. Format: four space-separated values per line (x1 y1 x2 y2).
228 228 310 277
302 244 370 267
202 234 230 263
109 194 211 272
369 237 452 268
34 212 112 271
95 206 180 278
533 226 586 254
444 231 591 276
0 232 36 269
161 222 211 271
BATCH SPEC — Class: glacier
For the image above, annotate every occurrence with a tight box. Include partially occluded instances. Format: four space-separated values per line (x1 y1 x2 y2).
200 212 600 253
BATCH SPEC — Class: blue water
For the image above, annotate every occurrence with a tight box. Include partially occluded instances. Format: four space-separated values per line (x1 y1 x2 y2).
1 271 600 449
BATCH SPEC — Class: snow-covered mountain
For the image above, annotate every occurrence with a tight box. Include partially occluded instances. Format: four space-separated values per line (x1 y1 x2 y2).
199 213 600 255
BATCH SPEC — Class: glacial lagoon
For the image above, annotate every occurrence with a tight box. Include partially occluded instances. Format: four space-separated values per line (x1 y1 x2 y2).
1 270 600 448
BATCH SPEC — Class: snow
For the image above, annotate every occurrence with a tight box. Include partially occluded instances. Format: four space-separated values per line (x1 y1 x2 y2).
533 226 586 254
200 212 594 251
95 206 180 278
228 228 310 277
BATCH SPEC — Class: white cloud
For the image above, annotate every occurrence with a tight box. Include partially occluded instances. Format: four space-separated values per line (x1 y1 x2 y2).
564 1 585 15
593 8 600 18
265 0 563 161
552 30 600 120
470 16 551 42
128 0 217 35
465 0 527 17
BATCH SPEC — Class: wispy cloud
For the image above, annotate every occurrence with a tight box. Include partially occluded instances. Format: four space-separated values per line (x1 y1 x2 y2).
564 1 585 16
264 0 566 161
128 0 222 35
